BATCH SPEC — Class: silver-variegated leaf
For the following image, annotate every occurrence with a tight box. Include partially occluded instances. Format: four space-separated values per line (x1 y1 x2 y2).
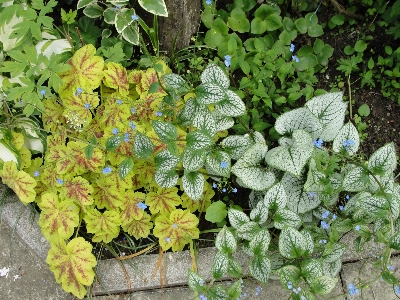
227 258 243 278
221 135 253 160
215 226 237 253
250 131 266 144
275 107 323 138
249 256 271 283
249 190 266 209
278 136 293 147
133 131 154 159
265 130 313 176
321 258 341 277
279 226 307 258
310 276 338 295
186 131 213 150
273 208 302 229
305 92 347 141
154 169 179 188
177 97 208 127
281 173 321 214
200 63 230 89
211 251 229 278
322 243 346 263
215 90 246 117
237 221 260 240
301 229 314 255
263 183 287 210
118 157 134 180
278 265 301 286
361 195 389 215
193 112 216 136
231 143 275 191
332 122 359 155
211 110 234 132
250 202 268 224
205 151 231 177
368 143 397 175
304 159 326 192
162 73 189 93
182 171 204 201
155 149 179 171
188 269 205 291
228 209 250 229
195 83 226 104
182 148 206 172
152 120 177 143
301 259 323 283
342 166 370 191
249 229 270 256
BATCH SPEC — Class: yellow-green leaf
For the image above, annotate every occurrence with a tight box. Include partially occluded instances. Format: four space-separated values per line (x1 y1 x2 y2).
59 176 94 207
58 44 104 94
103 62 129 96
0 161 36 204
84 208 121 243
120 190 146 221
46 236 97 299
121 212 153 239
38 192 79 240
153 209 199 251
92 177 123 210
146 187 182 216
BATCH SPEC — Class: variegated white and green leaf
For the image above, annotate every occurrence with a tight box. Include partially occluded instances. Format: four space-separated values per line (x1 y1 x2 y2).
154 169 179 188
305 92 347 141
249 229 271 256
215 90 246 117
205 151 231 177
249 256 271 283
273 208 302 229
228 209 250 229
278 136 292 147
211 110 234 132
215 226 237 253
304 159 326 192
249 190 266 209
83 3 103 18
265 130 313 176
301 259 323 282
279 226 307 258
77 0 93 9
332 122 359 155
342 166 370 191
152 120 177 143
237 221 260 240
321 258 341 277
176 98 208 127
250 131 266 144
162 73 189 93
186 131 213 150
182 148 206 172
275 107 322 138
115 8 139 45
310 276 338 295
195 83 226 104
103 8 116 24
221 135 253 160
281 173 321 214
301 229 314 255
278 265 302 287
361 195 389 215
118 157 134 180
155 149 179 171
250 202 268 224
105 135 124 151
322 243 346 263
200 63 230 89
227 258 243 278
208 286 228 300
211 251 229 278
232 143 275 191
263 183 287 210
368 143 397 175
193 112 216 136
138 0 168 17
188 269 205 291
227 280 242 299
133 131 154 159
182 171 204 201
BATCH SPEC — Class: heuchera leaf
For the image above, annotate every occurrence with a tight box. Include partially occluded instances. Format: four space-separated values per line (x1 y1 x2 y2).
0 161 36 204
38 192 79 240
84 208 121 243
103 62 129 96
120 190 146 221
59 176 94 207
121 212 153 239
181 181 214 212
61 92 100 128
46 236 97 299
58 44 104 94
146 187 182 215
92 177 124 210
153 209 199 251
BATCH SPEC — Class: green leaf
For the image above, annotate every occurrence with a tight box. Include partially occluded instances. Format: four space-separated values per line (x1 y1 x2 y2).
273 208 301 229
358 103 370 116
103 8 116 24
310 276 338 295
83 4 103 18
215 90 246 117
295 17 307 33
182 148 207 172
251 4 282 34
265 130 313 176
188 270 205 292
84 144 94 160
227 258 242 278
279 226 307 258
231 143 275 191
215 226 236 253
354 40 367 52
227 280 242 299
301 259 323 282
152 120 178 143
249 256 271 283
381 270 398 285
162 73 189 93
195 83 226 104
228 8 250 33
182 171 204 201
105 135 123 151
368 143 397 175
206 201 228 223
133 132 154 159
200 63 229 89
228 209 250 229
119 157 134 180
208 286 228 300
138 0 168 17
115 8 139 45
77 0 93 9
249 229 270 256
308 24 323 37
211 251 229 278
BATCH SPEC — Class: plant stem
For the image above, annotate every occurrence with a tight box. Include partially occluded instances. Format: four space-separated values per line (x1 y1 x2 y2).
348 74 353 120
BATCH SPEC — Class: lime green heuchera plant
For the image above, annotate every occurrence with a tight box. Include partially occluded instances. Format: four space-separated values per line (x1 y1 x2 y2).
0 43 399 299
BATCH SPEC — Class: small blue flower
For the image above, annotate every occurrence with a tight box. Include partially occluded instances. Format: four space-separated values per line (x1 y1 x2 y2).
131 107 136 114
313 138 323 149
114 5 121 11
206 0 212 4
137 202 147 209
112 128 119 135
57 178 63 185
332 214 337 220
199 279 205 286
292 55 300 62
212 183 217 189
84 103 90 109
287 281 293 289
117 99 122 105
199 294 207 300
102 166 112 175
395 285 400 295
155 111 162 117
224 55 231 67
322 210 330 219
220 161 227 169
387 265 395 272
346 195 350 200
131 14 139 21
124 132 130 142
40 89 46 95
222 188 226 192
355 225 361 231
33 171 40 177
290 43 295 52
129 121 136 130
172 223 178 229
75 87 82 96
321 220 329 229
165 237 171 242
309 192 315 197
301 296 307 300
339 205 344 211
233 188 238 193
